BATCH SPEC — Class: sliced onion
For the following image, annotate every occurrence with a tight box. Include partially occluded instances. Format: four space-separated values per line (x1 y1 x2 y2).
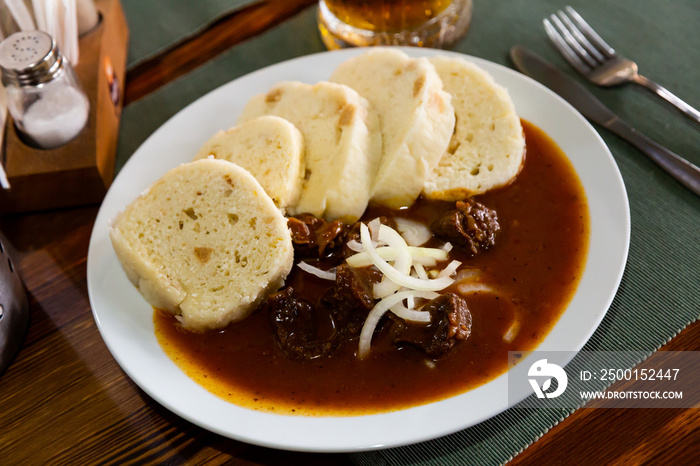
358 290 439 359
412 257 436 266
368 218 382 242
359 223 455 292
390 299 434 322
297 261 336 281
399 287 435 310
454 268 481 282
346 239 364 253
346 246 447 268
457 282 496 295
503 319 521 343
406 292 415 308
441 242 454 252
413 262 429 280
373 224 412 298
409 247 447 264
394 217 432 246
437 260 462 278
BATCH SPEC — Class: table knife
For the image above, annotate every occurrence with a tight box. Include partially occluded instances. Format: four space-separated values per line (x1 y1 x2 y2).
510 45 700 197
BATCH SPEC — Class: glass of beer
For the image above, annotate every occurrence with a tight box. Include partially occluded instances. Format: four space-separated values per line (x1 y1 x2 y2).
318 0 473 49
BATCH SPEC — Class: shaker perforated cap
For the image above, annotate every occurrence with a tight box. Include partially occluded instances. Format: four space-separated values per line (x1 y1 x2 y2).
0 30 63 87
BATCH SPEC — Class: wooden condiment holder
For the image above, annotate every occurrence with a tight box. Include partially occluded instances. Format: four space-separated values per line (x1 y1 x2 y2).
0 0 128 213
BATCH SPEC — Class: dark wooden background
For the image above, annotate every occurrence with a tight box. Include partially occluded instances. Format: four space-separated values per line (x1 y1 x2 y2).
1 0 698 464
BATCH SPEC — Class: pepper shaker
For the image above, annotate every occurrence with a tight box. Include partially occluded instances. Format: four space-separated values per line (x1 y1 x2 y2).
0 30 89 150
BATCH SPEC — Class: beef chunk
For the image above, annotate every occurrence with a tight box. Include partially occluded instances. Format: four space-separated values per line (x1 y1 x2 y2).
394 293 472 358
316 220 348 257
266 287 334 359
431 199 499 256
288 214 348 262
321 264 375 335
287 214 321 249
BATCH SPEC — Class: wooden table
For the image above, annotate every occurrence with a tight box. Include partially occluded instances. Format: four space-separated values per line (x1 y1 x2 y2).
1 1 698 464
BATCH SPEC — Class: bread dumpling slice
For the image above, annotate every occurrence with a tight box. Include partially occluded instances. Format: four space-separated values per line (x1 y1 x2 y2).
239 81 381 223
423 56 525 200
110 158 294 331
330 48 455 208
194 115 304 210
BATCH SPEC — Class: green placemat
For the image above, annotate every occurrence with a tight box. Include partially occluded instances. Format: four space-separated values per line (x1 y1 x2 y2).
121 0 260 67
114 1 700 464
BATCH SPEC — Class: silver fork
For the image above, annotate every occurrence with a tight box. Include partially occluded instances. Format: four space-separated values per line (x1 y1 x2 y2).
544 6 700 125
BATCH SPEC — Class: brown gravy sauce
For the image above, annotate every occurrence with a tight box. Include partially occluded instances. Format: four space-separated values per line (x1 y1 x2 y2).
154 120 590 415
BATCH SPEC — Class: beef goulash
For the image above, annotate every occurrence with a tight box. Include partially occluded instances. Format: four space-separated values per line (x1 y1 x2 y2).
111 49 589 415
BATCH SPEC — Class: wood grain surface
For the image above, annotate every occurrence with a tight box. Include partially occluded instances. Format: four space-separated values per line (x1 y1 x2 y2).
0 1 697 464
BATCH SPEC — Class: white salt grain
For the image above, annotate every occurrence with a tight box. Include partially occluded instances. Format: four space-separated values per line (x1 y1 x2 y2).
22 86 89 149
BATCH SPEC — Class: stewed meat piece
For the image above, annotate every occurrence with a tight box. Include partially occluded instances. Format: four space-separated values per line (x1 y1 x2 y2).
267 266 376 359
431 199 499 256
266 287 334 360
321 264 375 335
394 293 472 358
288 214 349 262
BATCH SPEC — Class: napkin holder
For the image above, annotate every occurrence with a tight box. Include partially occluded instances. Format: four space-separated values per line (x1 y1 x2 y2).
0 0 128 213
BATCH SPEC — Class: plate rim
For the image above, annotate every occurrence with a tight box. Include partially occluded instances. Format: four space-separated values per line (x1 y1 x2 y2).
87 47 630 452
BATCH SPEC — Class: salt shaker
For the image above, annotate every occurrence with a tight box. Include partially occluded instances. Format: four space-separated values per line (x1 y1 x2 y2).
0 31 89 150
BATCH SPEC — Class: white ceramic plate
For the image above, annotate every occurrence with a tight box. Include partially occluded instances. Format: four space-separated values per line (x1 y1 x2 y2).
87 48 630 452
